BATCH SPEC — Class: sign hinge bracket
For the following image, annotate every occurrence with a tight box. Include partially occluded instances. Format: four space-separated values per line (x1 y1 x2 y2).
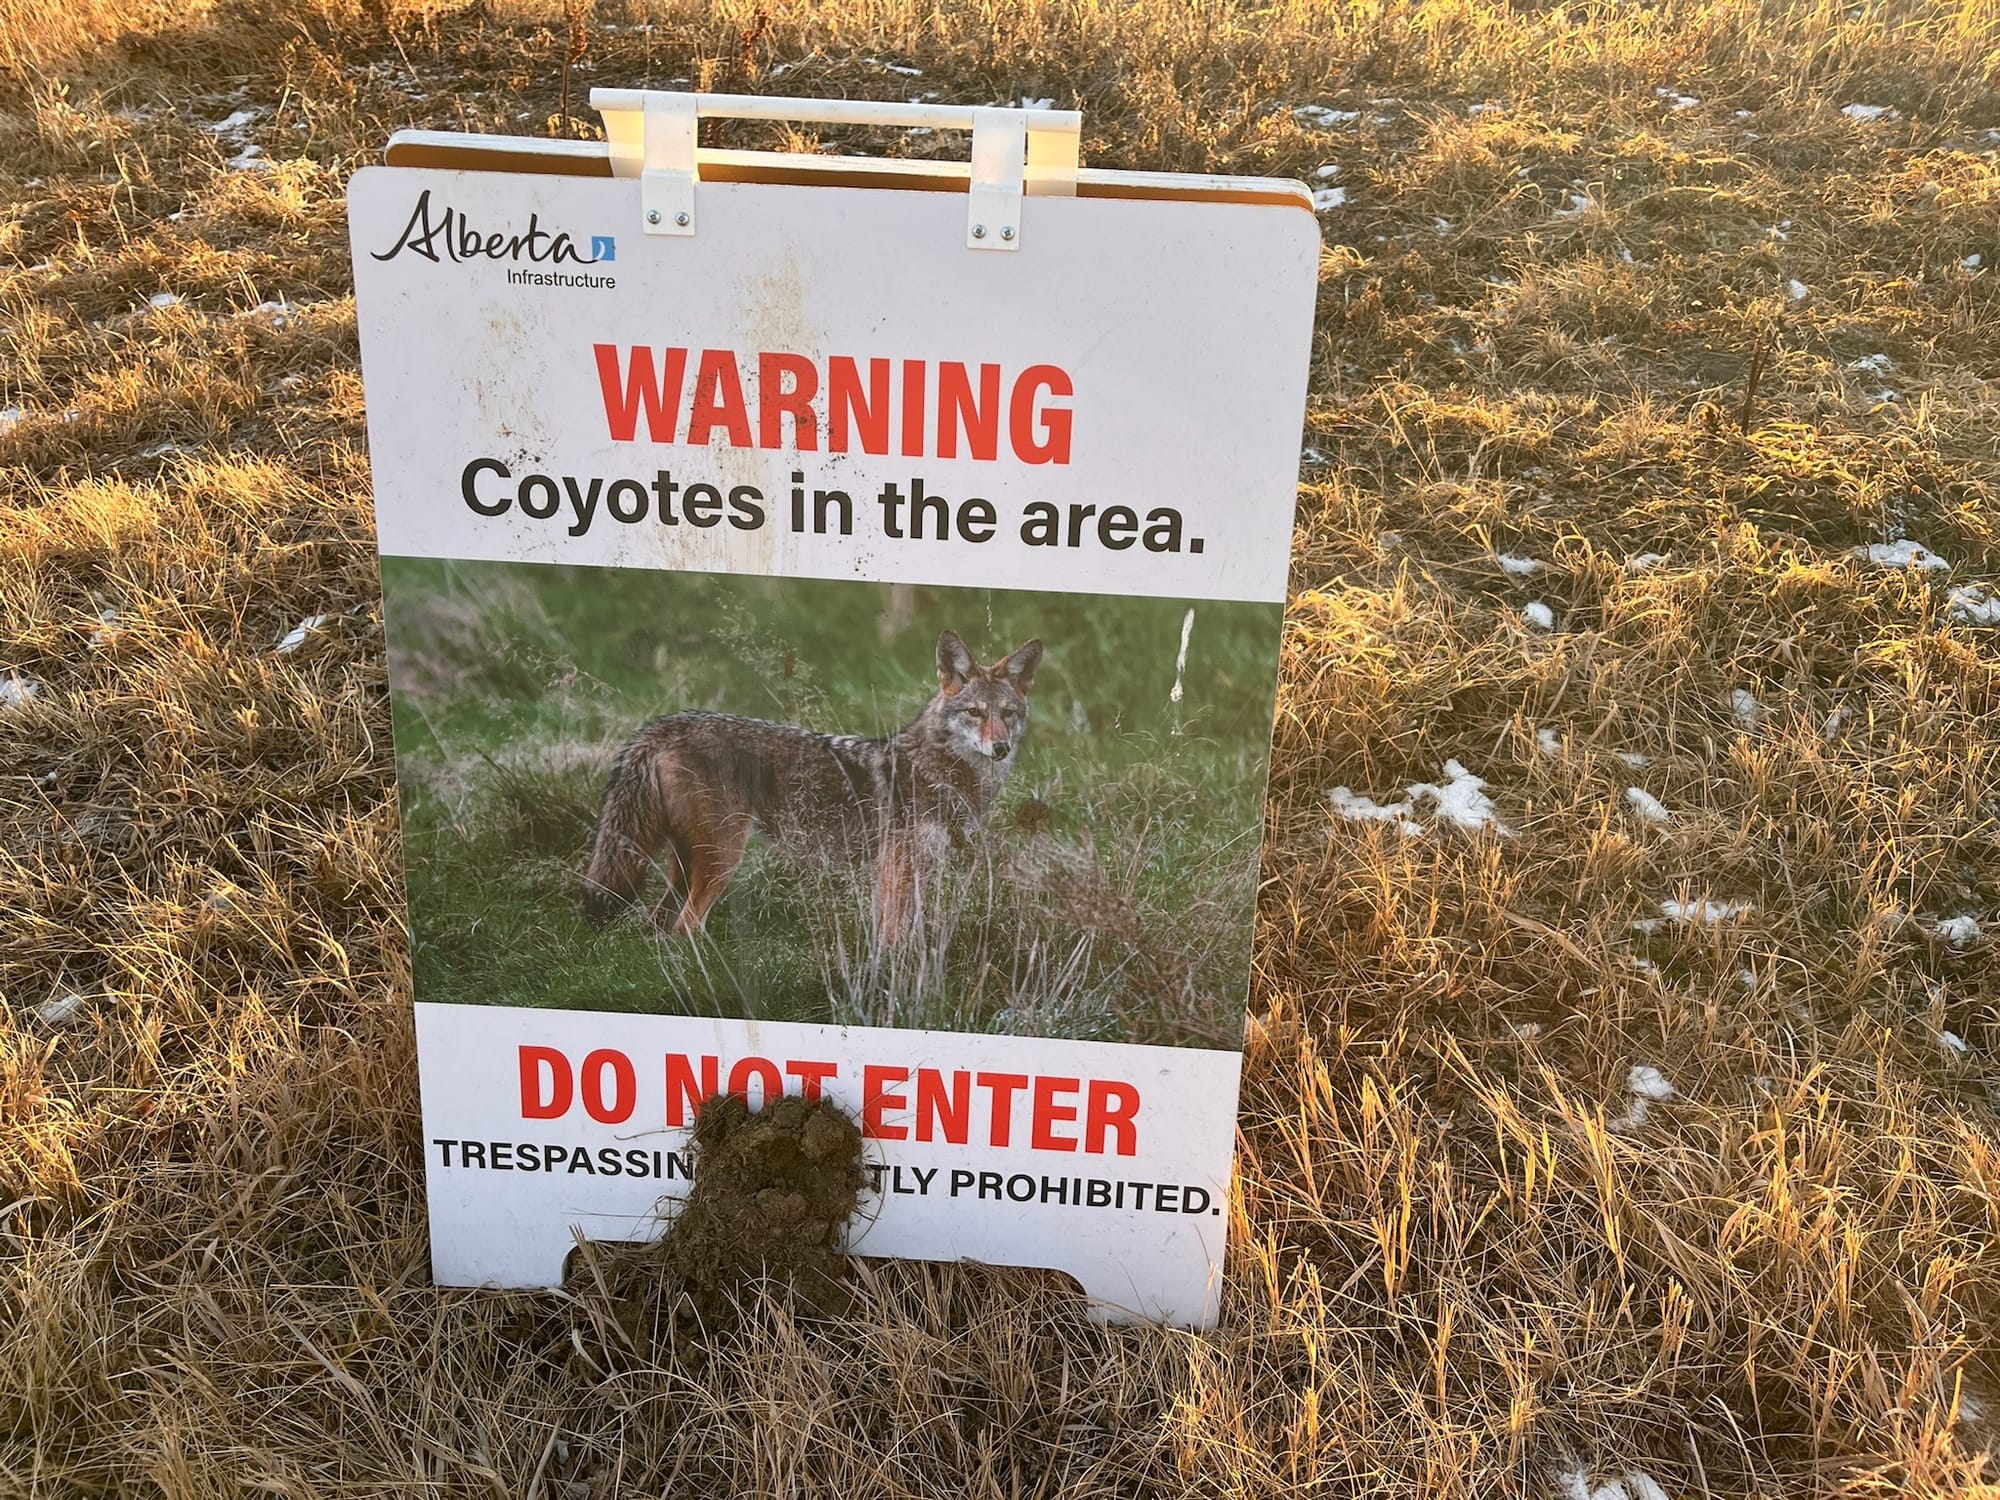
640 92 697 236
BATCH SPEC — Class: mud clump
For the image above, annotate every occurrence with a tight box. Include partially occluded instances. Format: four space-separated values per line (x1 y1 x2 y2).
586 1093 866 1339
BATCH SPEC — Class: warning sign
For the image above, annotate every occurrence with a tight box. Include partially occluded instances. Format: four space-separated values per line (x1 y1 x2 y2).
349 91 1318 1327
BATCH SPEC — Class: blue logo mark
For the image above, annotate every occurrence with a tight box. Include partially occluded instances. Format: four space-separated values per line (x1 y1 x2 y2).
589 235 616 262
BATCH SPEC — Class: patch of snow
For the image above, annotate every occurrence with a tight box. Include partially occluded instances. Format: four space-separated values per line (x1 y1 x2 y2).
1375 532 1402 550
1409 759 1511 835
1947 587 2000 625
1730 688 1763 729
1312 185 1348 211
1512 1021 1544 1039
240 299 295 329
1330 760 1512 837
1524 601 1556 630
1300 446 1326 464
1328 786 1423 836
1537 727 1563 757
1662 897 1752 924
1615 750 1650 768
1313 163 1340 180
1553 190 1595 219
1294 105 1361 128
1625 787 1670 824
1787 278 1810 302
36 991 86 1026
275 613 333 654
228 143 269 170
1434 217 1454 234
148 291 181 310
1841 103 1899 122
1610 1067 1676 1132
88 608 119 650
1853 539 1949 571
1940 1030 1968 1055
1629 1065 1676 1101
1934 914 1982 945
1963 254 1984 270
864 58 923 77
1019 96 1054 111
1847 353 1895 376
1468 101 1501 117
0 407 22 432
1626 552 1667 572
1496 553 1542 576
1655 88 1700 109
0 675 39 709
207 106 263 135
1822 705 1847 736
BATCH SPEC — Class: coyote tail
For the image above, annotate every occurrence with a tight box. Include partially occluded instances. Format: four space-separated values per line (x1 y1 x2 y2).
582 741 678 925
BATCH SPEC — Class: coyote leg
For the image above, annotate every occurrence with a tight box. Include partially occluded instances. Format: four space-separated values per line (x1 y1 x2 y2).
873 832 918 940
644 840 687 929
673 813 752 935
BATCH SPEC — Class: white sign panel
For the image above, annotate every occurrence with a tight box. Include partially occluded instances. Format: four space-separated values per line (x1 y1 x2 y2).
350 122 1316 1328
418 1006 1242 1322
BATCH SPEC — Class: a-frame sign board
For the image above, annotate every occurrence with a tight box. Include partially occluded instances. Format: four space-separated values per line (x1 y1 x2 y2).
349 92 1318 1328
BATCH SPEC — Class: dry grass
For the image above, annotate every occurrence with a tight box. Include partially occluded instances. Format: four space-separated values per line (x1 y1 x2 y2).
4 0 2000 1494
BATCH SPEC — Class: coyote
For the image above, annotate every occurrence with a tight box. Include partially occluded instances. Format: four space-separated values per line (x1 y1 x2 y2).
583 630 1042 935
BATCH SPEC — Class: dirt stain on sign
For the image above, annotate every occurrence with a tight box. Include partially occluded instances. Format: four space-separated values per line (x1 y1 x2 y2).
666 247 821 580
576 1092 866 1344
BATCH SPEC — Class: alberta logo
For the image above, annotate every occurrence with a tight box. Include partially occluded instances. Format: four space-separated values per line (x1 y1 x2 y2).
373 189 612 269
372 190 619 290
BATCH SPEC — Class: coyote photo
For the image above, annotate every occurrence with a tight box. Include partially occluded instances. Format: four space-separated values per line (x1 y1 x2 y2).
583 630 1043 935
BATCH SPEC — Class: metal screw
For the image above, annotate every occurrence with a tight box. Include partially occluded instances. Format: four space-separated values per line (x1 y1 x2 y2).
1000 225 1015 241
972 223 986 239
675 211 690 226
646 209 661 225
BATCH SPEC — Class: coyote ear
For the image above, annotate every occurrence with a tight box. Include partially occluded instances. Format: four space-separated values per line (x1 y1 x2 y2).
936 630 976 694
995 639 1042 695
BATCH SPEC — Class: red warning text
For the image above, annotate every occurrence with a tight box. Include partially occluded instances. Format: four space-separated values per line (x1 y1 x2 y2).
593 346 1075 465
514 1046 1141 1157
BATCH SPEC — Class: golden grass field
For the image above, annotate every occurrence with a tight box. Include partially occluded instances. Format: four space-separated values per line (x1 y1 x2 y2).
4 0 1999 1494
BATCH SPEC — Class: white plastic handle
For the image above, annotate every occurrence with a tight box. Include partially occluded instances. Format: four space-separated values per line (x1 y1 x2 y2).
591 87 1080 139
592 88 1081 248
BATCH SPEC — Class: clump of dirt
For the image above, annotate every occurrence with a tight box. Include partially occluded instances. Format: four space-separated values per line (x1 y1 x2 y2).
581 1093 866 1343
